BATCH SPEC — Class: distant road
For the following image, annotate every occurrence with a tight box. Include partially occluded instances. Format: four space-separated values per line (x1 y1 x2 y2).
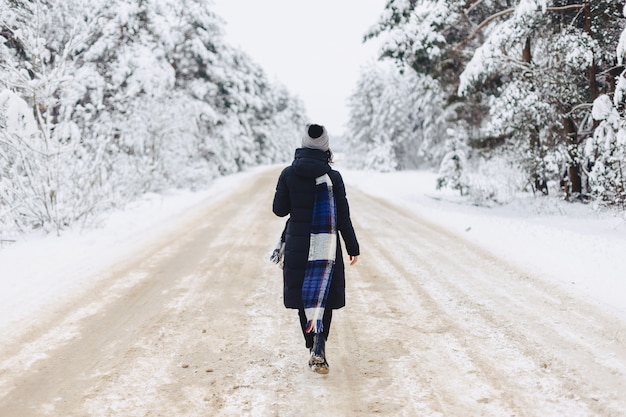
0 167 624 416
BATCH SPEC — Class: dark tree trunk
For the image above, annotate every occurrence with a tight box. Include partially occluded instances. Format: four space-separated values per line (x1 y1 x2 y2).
522 37 531 63
530 133 548 195
584 2 599 103
563 118 583 198
523 38 548 195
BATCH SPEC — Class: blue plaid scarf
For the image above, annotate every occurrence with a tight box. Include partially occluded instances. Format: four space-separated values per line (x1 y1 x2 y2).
302 173 337 334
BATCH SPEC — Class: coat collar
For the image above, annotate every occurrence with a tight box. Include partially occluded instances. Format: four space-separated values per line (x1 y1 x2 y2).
292 148 330 178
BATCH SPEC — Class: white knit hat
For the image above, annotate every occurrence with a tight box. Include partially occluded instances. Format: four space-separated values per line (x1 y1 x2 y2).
301 124 329 151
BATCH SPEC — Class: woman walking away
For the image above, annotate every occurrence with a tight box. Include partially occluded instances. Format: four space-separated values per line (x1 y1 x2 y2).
272 123 360 374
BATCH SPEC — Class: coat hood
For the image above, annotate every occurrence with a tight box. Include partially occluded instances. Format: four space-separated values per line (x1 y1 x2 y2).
291 148 331 179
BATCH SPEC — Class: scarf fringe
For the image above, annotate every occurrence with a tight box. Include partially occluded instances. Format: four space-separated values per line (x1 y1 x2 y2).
306 319 324 334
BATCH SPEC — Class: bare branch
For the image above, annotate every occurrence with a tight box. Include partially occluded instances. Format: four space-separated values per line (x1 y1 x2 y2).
467 7 515 45
546 5 587 13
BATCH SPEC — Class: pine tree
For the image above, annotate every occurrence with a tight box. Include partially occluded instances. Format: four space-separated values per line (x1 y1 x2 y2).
346 62 446 171
0 0 306 234
366 0 626 205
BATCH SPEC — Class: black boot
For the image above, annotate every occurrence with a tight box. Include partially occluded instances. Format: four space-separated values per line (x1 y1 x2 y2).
309 333 329 374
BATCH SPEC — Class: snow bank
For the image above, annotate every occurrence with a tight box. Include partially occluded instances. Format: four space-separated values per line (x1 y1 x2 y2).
0 167 265 331
341 168 626 320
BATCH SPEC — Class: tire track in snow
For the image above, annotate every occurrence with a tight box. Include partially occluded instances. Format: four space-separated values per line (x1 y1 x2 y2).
349 189 626 416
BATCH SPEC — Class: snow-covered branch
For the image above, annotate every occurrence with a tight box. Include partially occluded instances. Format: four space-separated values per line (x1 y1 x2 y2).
0 0 306 236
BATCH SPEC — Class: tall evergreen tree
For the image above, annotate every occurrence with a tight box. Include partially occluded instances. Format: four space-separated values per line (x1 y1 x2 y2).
364 0 626 206
0 0 306 234
346 62 446 171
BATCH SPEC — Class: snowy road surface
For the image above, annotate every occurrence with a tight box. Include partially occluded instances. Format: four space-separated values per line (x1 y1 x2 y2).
0 168 625 417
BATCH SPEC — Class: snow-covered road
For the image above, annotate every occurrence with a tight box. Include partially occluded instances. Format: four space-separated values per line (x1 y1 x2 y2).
0 167 624 416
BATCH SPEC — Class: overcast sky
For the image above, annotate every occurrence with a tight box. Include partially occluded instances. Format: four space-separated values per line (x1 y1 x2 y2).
211 0 387 136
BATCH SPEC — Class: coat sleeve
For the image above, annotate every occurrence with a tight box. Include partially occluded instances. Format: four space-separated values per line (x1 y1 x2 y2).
272 168 290 217
332 171 360 256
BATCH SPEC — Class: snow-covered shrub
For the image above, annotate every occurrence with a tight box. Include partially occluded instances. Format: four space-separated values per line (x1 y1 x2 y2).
436 130 469 196
585 92 626 208
467 154 532 206
0 87 108 232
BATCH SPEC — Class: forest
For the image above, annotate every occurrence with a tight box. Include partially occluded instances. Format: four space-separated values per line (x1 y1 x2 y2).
0 0 306 235
346 0 626 209
2 0 626 238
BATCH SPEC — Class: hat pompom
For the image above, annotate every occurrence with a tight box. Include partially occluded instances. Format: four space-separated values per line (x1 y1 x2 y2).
301 123 329 151
308 124 324 139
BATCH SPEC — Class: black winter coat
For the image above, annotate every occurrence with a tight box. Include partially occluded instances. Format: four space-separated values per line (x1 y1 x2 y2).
272 148 360 310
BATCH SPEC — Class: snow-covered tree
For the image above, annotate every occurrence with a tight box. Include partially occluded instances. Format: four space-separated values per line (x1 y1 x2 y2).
459 0 622 197
0 0 306 235
346 62 445 171
346 63 396 171
365 0 626 205
437 127 469 195
584 10 626 209
362 0 503 191
0 0 115 232
586 94 626 208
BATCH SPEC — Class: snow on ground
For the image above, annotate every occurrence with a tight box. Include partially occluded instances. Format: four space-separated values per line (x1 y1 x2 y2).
342 168 626 321
0 167 265 332
1 165 625 334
